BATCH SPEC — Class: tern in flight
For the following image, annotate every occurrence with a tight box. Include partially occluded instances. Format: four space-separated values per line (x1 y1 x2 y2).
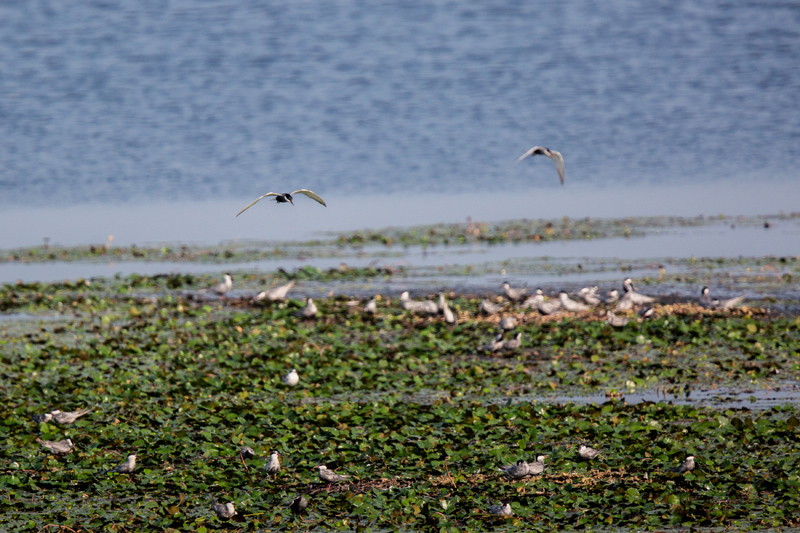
516 146 565 184
237 189 327 216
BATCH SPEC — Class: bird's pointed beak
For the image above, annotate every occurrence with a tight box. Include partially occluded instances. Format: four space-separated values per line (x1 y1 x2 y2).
288 198 295 205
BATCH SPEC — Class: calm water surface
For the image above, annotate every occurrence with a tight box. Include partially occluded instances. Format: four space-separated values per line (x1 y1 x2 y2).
1 0 799 213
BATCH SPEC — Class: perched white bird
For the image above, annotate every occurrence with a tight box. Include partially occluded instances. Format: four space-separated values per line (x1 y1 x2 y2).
399 292 438 314
265 450 281 475
559 291 590 312
502 282 527 302
482 333 505 353
282 369 300 387
443 301 458 326
489 502 513 516
525 289 561 315
106 454 137 474
498 460 530 479
516 146 565 184
480 299 502 315
44 407 93 425
254 280 295 302
578 444 601 460
499 316 517 331
620 278 656 305
210 273 233 298
501 332 523 351
526 455 547 475
237 189 327 216
699 286 745 310
37 438 74 455
364 298 378 314
578 286 601 306
604 289 620 304
606 310 629 328
209 495 237 519
317 465 350 489
297 298 318 319
670 456 696 473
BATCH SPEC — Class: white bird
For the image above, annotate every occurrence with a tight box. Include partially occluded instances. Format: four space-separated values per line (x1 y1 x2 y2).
298 298 318 319
209 273 233 298
47 408 93 425
254 280 295 302
316 465 350 489
621 278 656 305
501 332 523 351
480 299 502 315
209 495 237 519
265 450 281 475
282 369 300 387
516 146 565 184
400 292 438 314
502 282 527 302
499 316 517 331
37 438 74 455
699 286 745 310
498 460 530 479
638 306 655 319
670 456 696 473
526 455 547 475
364 298 378 314
489 502 513 516
443 301 458 326
606 310 629 328
559 291 590 312
438 293 448 314
107 454 137 474
578 444 601 460
237 189 327 216
578 286 601 306
604 289 620 304
482 333 505 353
525 289 561 315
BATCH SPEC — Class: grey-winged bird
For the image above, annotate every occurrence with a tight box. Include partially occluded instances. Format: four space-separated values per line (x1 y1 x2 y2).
480 299 502 315
265 451 281 475
211 273 233 298
578 286 601 306
237 189 327 216
578 444 601 460
316 464 349 490
364 298 378 314
106 454 137 474
559 291 590 312
516 146 565 184
209 495 237 519
498 460 530 479
671 456 696 474
290 495 309 515
48 408 93 425
499 316 517 331
502 332 523 351
489 502 513 516
254 280 295 302
282 369 299 387
699 286 745 310
298 298 318 319
502 282 527 302
606 310 629 328
37 438 74 455
526 455 547 475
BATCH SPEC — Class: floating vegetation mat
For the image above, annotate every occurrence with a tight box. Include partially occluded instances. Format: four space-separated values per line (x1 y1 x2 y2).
2 270 800 531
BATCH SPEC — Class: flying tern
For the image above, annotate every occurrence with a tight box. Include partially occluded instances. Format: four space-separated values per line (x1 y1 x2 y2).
237 189 327 216
516 146 565 184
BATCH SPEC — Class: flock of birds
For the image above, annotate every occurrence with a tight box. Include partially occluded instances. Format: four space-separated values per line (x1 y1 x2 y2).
32 149 746 521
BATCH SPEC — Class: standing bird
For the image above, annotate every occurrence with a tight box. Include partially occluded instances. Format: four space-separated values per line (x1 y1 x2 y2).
482 333 506 353
502 282 527 302
489 502 513 517
209 495 237 519
106 454 137 474
577 444 601 460
209 273 233 298
400 292 438 314
699 286 745 310
316 465 350 490
578 286 601 306
526 455 547 476
37 438 74 455
254 280 296 302
501 332 523 351
606 310 629 328
480 299 502 315
499 316 517 331
364 298 378 314
282 369 300 387
559 291 591 312
604 289 620 304
638 306 655 319
237 189 327 216
621 278 656 305
265 450 281 475
443 301 458 326
526 289 561 315
289 495 309 515
516 146 565 184
48 408 93 425
670 456 696 474
297 298 318 319
498 460 530 479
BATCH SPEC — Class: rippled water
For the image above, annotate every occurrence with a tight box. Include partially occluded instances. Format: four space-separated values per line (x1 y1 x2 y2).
1 0 799 208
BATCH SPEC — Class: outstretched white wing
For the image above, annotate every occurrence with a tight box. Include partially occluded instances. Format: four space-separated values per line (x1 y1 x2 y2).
236 192 280 217
548 149 565 185
290 189 327 206
516 146 547 162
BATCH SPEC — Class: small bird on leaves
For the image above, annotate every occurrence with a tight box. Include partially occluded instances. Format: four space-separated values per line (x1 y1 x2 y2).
265 450 281 475
106 454 137 474
282 368 300 387
209 495 237 519
289 495 309 515
37 438 74 455
670 456 696 474
489 502 514 517
577 444 601 460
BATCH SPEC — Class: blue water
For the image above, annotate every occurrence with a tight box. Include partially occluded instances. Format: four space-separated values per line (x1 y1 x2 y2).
1 0 799 208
